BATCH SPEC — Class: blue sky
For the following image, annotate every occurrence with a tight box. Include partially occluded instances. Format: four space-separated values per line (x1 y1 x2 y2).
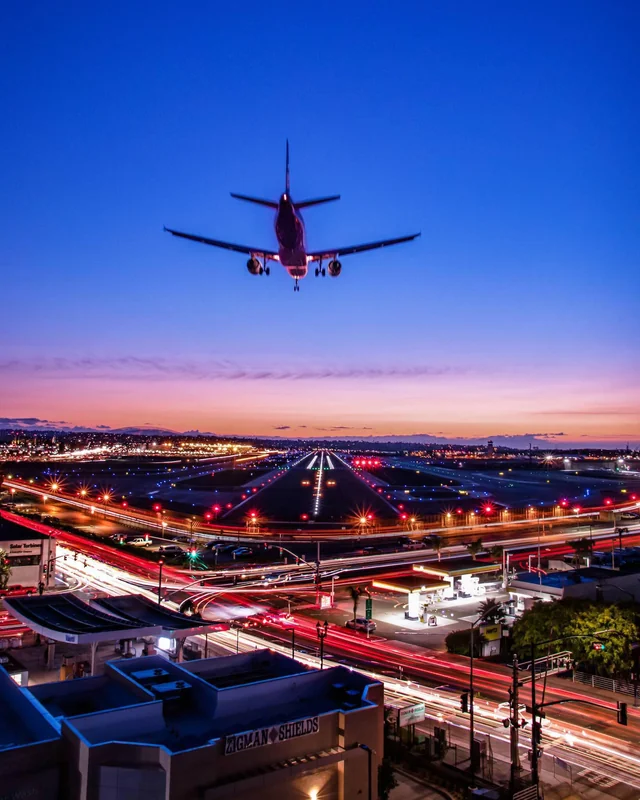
1 2 638 444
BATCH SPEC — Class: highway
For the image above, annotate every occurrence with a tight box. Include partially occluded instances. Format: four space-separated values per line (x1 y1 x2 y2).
3 504 640 796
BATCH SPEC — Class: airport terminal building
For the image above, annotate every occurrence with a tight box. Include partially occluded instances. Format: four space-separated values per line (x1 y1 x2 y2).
0 649 383 800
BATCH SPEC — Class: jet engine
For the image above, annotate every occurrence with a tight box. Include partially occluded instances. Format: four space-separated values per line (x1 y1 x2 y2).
328 259 342 277
247 257 262 275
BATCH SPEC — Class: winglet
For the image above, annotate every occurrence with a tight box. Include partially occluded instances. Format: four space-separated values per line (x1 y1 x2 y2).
285 139 290 194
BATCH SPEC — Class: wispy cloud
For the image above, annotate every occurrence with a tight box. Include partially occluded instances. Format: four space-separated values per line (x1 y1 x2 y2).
535 407 638 416
273 425 291 430
0 356 464 382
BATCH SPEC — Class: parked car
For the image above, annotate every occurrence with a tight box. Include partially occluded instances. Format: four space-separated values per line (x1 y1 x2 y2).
232 547 253 558
157 545 185 556
130 537 151 547
345 617 376 633
363 546 382 555
402 541 425 551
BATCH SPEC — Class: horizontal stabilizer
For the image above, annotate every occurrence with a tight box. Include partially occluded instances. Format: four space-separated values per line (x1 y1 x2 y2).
295 195 341 209
230 193 278 209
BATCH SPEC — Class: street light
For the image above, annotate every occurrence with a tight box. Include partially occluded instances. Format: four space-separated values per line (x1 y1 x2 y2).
316 620 328 669
157 559 164 605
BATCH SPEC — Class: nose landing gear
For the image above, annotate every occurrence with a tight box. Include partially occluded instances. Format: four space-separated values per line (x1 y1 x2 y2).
294 279 300 292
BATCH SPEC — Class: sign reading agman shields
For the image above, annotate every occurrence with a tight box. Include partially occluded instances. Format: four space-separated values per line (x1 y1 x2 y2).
224 716 319 755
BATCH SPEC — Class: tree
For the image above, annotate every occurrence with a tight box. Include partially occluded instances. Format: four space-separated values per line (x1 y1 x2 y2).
378 758 398 800
429 534 444 561
490 544 504 561
349 586 365 623
570 537 593 567
511 598 639 675
445 628 483 657
0 549 10 590
466 538 483 561
478 597 505 625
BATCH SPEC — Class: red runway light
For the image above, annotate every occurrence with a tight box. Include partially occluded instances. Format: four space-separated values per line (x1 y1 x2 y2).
604 498 612 505
153 504 161 512
301 513 308 520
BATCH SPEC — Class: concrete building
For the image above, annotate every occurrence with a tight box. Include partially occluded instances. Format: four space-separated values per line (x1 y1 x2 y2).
509 560 640 609
0 649 383 800
0 520 53 590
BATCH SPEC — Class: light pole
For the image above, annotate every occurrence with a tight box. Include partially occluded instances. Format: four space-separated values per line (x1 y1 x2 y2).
316 620 328 669
290 628 295 659
468 604 503 785
157 559 164 604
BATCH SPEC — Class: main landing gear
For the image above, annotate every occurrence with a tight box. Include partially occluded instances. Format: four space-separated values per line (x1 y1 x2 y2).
314 260 326 278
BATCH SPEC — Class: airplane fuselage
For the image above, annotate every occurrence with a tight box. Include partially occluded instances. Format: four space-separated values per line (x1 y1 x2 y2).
275 194 308 278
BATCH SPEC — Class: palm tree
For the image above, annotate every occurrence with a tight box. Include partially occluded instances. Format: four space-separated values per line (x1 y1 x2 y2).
477 597 505 625
490 544 504 561
429 535 444 561
466 538 483 561
349 586 365 623
570 537 593 567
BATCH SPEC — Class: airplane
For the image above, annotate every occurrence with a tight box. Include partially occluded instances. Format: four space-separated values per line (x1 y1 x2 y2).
164 142 420 291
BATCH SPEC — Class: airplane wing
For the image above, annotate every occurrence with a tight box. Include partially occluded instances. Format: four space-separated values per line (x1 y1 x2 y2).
307 233 420 260
164 227 279 259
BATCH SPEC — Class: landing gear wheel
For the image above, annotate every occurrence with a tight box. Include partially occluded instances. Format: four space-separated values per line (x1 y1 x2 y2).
265 266 270 276
321 268 326 277
258 266 264 275
315 268 319 277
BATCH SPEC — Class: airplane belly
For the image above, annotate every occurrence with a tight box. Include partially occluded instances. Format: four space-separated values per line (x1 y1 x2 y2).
280 248 308 271
286 265 308 279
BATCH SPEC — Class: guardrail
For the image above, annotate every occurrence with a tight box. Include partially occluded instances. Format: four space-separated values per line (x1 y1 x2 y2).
573 670 638 699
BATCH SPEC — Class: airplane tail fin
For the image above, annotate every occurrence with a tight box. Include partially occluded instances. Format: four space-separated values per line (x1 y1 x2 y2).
230 193 278 209
295 195 341 209
285 139 290 194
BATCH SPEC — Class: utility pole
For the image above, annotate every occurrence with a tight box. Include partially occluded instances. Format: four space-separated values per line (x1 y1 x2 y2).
510 655 522 786
530 642 541 786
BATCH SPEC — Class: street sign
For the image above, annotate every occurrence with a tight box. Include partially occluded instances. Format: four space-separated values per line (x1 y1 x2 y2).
365 597 373 620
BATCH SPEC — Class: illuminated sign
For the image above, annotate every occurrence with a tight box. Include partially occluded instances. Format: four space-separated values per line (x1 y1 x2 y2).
398 703 425 727
224 716 319 755
2 540 43 557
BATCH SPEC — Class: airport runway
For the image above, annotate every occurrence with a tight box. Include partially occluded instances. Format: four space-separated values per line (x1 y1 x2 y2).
223 450 396 525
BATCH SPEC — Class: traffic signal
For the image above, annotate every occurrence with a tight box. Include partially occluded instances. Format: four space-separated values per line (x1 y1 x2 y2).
617 701 628 726
188 548 197 560
460 692 469 713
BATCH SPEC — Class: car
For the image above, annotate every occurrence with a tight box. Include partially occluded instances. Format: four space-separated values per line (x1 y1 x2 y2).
250 611 295 627
363 546 382 555
402 541 425 551
130 537 151 547
620 513 640 520
232 547 253 558
157 545 185 555
263 572 290 584
345 617 376 633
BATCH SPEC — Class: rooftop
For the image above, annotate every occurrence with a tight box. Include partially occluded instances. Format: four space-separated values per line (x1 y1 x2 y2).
0 667 59 753
92 593 221 637
413 556 501 578
4 594 158 644
42 651 380 754
513 567 616 589
0 519 48 541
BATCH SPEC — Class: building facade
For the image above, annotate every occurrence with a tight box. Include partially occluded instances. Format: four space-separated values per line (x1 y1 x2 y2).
0 649 384 800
